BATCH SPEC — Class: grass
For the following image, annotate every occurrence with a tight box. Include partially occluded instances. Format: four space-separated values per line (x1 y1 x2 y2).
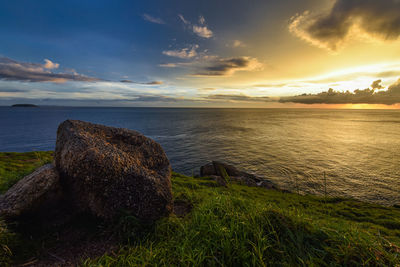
1 152 400 266
0 220 15 266
0 151 53 194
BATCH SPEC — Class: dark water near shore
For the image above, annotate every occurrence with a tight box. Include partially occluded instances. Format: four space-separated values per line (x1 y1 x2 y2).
0 106 399 205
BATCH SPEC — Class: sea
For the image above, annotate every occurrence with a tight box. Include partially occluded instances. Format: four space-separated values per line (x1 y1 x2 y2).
0 106 399 205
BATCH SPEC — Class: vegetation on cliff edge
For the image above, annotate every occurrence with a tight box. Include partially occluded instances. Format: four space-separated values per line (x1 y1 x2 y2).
0 152 399 266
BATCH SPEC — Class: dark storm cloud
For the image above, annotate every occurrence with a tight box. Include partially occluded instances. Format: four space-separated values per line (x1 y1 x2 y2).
280 78 400 105
290 0 400 51
193 57 262 76
0 57 101 83
120 80 163 85
206 94 271 102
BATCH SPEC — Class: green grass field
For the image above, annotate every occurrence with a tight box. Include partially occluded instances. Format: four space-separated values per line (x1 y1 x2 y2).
1 152 400 266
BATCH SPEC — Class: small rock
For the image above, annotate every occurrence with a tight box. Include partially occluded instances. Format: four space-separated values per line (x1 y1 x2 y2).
200 161 276 190
0 164 62 219
200 161 241 177
230 176 258 187
209 175 228 187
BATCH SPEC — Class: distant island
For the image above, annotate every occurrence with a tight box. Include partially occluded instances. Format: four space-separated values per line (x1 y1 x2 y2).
11 104 38 107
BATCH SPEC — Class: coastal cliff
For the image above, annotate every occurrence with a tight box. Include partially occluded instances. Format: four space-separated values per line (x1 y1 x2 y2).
0 151 399 266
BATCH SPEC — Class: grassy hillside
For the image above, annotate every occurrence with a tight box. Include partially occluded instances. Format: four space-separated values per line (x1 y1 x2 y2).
1 152 400 266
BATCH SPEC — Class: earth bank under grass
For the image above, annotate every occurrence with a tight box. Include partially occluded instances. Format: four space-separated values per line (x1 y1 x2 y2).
0 151 399 266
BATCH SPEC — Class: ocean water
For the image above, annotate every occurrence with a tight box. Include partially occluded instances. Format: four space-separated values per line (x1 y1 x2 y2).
0 107 399 205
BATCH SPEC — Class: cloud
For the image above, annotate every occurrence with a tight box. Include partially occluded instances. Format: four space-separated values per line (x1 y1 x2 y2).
0 57 100 83
162 45 199 59
252 83 287 88
64 68 78 75
289 0 400 51
371 79 384 90
129 95 177 102
377 70 400 78
0 88 28 93
158 63 178 68
388 78 400 93
192 25 213 38
232 40 245 48
142 14 165 24
0 96 181 106
178 14 213 38
193 56 263 76
279 78 400 105
199 15 205 25
178 14 189 25
120 80 163 85
160 55 263 77
43 59 59 69
206 94 271 102
198 87 216 92
289 62 400 87
144 81 163 85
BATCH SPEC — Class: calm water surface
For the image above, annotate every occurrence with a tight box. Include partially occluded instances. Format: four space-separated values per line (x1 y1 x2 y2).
0 107 399 205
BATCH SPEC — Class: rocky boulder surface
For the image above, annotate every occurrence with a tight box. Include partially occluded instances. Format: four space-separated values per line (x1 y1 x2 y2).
0 164 62 219
55 120 173 221
200 161 276 189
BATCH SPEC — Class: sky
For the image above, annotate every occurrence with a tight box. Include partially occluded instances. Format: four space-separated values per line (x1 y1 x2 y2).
1 0 400 108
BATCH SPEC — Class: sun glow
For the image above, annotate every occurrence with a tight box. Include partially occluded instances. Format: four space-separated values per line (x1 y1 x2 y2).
302 62 400 86
342 104 400 109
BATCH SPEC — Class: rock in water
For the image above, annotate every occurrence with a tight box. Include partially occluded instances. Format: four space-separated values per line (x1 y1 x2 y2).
200 161 276 189
200 161 241 177
55 120 172 221
0 164 62 219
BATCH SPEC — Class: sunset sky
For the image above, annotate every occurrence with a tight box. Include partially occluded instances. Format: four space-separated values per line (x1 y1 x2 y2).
1 0 400 108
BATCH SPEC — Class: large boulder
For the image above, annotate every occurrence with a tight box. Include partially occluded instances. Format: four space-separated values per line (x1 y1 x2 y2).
55 120 172 221
0 164 62 219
